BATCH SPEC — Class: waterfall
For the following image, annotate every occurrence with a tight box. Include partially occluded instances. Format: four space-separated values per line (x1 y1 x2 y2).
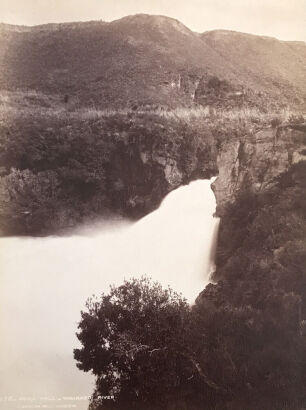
207 217 220 277
0 178 219 408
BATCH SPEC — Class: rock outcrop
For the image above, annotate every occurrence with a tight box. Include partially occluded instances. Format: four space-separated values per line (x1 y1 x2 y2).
212 124 306 215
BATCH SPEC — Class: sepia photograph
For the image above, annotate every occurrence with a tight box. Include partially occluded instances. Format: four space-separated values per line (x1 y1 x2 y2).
0 1 305 409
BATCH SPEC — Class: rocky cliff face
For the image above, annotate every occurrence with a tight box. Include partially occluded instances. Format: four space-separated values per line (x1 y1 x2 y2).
212 123 306 215
103 129 217 220
114 123 306 219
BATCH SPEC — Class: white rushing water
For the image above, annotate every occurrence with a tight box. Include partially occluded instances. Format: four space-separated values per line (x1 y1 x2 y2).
0 178 219 408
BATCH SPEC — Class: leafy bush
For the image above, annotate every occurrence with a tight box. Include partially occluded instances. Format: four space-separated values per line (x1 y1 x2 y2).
75 278 203 410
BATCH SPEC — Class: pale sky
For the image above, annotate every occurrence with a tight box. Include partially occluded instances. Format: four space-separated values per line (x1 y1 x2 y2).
0 0 305 41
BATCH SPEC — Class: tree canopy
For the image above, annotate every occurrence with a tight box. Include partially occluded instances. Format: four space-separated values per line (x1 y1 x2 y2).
74 277 224 410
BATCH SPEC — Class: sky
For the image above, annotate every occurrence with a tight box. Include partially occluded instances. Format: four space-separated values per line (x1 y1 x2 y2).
0 0 305 41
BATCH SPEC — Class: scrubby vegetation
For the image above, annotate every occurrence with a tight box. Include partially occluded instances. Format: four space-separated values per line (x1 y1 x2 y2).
3 89 297 235
2 85 303 235
75 162 306 410
1 85 303 236
0 103 218 234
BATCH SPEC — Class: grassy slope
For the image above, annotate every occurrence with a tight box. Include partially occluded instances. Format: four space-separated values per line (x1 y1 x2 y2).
0 15 226 107
0 15 305 109
202 30 306 104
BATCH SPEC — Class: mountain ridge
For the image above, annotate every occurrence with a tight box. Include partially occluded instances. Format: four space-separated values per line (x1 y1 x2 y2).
0 14 305 44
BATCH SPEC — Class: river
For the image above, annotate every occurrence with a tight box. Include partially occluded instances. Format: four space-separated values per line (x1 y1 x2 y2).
0 178 219 409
